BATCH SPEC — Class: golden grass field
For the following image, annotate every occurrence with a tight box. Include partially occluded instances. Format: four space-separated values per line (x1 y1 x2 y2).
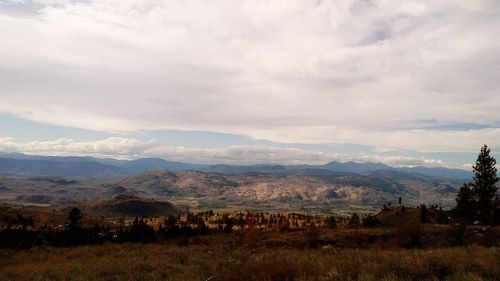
0 240 499 281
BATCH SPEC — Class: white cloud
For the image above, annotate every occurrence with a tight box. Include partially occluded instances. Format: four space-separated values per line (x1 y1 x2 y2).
167 145 336 165
0 137 159 158
0 0 499 153
247 127 500 153
0 136 448 168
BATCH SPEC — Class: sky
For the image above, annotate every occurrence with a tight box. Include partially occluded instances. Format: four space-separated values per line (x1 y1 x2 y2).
0 0 499 169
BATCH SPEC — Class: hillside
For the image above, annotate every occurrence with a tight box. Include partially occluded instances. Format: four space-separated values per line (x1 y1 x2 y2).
87 195 178 217
0 168 460 209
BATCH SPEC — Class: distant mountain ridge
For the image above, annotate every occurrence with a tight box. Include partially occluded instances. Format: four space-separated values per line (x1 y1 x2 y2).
0 152 472 181
0 156 125 179
200 161 471 181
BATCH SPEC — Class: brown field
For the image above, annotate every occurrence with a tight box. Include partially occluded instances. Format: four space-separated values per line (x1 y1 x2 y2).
0 242 499 281
1 204 498 280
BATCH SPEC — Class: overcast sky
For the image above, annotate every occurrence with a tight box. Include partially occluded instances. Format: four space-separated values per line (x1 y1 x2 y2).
1 0 499 168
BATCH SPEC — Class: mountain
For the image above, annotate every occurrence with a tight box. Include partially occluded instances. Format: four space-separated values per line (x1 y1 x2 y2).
0 153 471 181
0 157 125 179
320 161 392 174
202 164 288 174
397 166 471 180
200 161 470 181
97 157 204 173
0 155 204 179
0 153 97 162
314 161 470 180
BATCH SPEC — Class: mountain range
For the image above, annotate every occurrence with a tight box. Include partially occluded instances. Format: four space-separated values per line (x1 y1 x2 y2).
0 152 470 209
0 152 471 180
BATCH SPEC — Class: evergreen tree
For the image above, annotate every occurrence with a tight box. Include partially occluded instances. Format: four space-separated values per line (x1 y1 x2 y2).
471 145 499 224
494 196 500 225
420 204 430 223
68 207 82 227
326 216 337 228
362 215 380 227
454 183 476 221
435 207 449 224
349 213 360 228
66 207 84 246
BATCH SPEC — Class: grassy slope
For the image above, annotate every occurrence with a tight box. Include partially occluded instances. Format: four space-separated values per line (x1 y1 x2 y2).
0 243 499 281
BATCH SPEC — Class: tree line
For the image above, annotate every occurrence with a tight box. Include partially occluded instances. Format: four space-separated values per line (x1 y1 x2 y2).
0 207 377 249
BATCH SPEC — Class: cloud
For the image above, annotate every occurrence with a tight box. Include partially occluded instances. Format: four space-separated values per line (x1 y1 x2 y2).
0 136 447 168
247 127 500 153
0 0 499 152
354 154 443 167
168 145 336 165
0 137 159 158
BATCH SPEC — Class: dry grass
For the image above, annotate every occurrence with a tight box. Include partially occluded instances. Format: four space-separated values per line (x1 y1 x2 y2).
1 205 498 280
0 241 498 281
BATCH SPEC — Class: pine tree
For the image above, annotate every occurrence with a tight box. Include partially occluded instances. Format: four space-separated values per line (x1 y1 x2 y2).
420 204 430 223
326 216 337 228
494 196 500 225
68 207 82 226
349 213 360 228
454 183 476 221
471 145 499 224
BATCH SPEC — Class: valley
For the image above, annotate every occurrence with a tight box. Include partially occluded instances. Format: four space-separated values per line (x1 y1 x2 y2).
0 167 460 213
